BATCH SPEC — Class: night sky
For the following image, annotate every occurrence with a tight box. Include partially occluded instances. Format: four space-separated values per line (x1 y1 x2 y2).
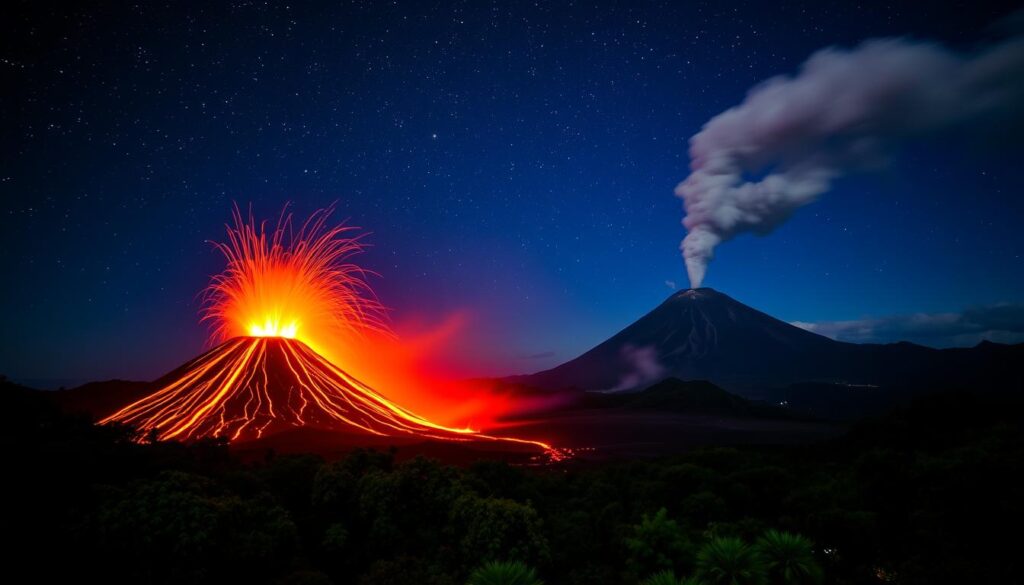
3 1 1023 386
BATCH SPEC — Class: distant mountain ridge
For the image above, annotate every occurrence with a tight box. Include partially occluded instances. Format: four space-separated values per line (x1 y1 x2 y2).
511 288 1024 396
579 377 792 419
52 379 154 419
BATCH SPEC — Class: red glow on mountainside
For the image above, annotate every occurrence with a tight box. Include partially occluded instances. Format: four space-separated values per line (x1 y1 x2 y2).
99 336 552 451
99 204 561 458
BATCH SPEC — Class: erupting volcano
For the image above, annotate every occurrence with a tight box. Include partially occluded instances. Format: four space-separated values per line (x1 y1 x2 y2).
99 205 555 456
102 336 486 443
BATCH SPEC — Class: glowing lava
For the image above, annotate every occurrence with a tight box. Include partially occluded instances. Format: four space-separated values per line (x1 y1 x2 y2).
100 204 560 458
102 336 499 443
202 204 387 356
249 319 297 339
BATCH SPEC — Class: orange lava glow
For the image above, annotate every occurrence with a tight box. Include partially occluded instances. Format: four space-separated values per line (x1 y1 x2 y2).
100 204 562 459
249 319 297 338
99 337 548 447
203 204 388 355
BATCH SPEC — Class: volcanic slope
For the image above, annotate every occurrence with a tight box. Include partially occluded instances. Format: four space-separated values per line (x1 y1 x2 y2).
512 288 1024 394
100 337 525 447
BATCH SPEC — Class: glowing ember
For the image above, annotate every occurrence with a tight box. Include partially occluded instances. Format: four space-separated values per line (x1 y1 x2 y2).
100 204 561 458
203 203 387 355
249 318 298 339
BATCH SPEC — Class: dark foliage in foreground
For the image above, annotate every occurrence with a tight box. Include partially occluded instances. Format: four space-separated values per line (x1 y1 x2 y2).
4 381 1021 584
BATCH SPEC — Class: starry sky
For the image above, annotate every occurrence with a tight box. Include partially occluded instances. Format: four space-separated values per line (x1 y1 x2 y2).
3 1 1023 387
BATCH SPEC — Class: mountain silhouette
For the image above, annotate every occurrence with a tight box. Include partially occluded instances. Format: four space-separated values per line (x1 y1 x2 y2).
513 288 1024 396
579 377 790 418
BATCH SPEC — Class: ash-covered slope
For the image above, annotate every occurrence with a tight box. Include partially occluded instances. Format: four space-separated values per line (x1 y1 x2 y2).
516 288 853 391
513 288 1023 394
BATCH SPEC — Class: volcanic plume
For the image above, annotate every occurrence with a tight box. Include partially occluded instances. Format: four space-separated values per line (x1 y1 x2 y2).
675 26 1024 288
100 205 555 455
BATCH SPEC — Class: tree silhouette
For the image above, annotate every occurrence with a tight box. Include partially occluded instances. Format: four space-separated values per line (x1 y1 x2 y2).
755 530 822 585
696 536 768 585
467 560 543 585
643 570 681 585
626 508 693 576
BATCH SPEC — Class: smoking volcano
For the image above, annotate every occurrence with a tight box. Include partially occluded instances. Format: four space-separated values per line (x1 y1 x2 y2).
512 287 1024 396
515 288 840 392
99 205 554 455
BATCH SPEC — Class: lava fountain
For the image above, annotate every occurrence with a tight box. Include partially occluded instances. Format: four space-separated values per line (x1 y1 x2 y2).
201 205 389 357
100 204 558 456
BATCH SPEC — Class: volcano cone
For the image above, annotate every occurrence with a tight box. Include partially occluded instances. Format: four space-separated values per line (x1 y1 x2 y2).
101 337 490 444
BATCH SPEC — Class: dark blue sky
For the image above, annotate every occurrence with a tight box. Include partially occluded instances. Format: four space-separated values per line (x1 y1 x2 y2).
3 0 1023 385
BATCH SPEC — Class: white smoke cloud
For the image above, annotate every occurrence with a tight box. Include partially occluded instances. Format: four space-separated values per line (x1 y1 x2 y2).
791 303 1024 347
606 344 666 392
676 27 1024 288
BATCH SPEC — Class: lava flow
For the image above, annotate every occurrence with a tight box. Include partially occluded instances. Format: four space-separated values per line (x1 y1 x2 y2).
100 204 559 457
